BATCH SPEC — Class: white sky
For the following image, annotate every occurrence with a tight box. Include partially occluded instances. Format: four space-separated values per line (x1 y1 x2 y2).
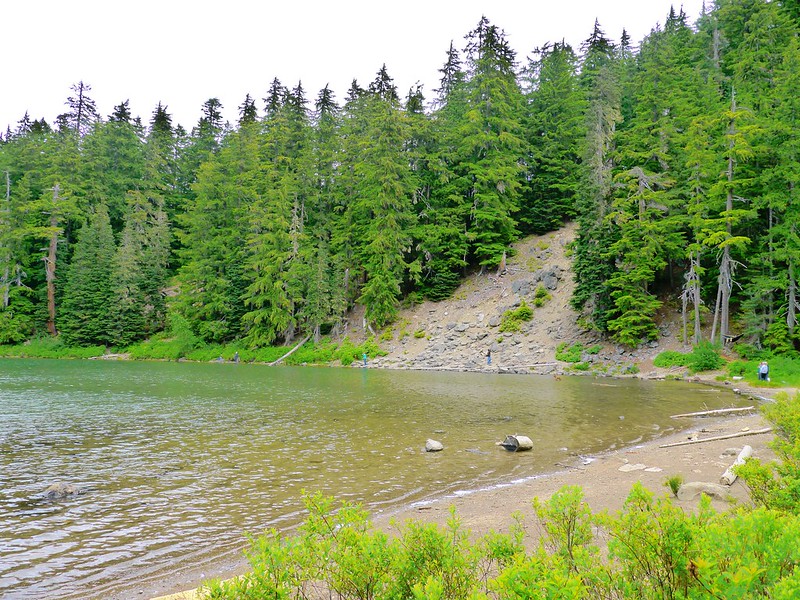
2 1 707 132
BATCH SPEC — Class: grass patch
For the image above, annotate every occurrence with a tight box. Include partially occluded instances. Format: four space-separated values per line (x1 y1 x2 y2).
0 336 106 359
499 301 534 333
556 342 585 363
533 284 552 307
727 354 800 388
652 341 723 373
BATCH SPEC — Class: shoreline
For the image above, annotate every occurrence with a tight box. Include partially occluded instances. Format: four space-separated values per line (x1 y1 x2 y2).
147 379 781 600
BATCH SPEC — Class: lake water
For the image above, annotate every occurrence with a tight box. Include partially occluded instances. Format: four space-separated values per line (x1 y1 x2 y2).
0 359 744 598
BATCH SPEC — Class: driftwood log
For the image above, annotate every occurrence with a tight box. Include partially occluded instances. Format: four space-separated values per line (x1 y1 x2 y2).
720 445 753 485
269 335 311 366
659 427 772 448
497 435 533 452
670 406 755 419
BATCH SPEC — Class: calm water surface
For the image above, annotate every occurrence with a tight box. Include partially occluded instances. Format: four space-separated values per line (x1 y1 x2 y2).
0 359 743 598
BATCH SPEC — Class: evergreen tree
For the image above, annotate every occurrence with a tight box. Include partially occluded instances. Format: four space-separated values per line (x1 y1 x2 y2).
459 17 527 268
337 69 418 329
242 84 312 344
58 81 99 137
571 20 621 329
238 93 258 126
173 125 254 344
110 191 170 345
522 41 586 234
59 204 116 346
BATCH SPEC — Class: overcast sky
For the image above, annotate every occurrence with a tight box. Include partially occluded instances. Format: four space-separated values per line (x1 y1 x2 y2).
2 1 706 133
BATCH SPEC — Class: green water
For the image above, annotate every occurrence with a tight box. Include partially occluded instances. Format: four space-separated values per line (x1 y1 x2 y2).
0 359 744 598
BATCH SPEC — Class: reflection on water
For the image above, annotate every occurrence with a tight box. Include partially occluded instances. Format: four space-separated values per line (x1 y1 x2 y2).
0 359 743 598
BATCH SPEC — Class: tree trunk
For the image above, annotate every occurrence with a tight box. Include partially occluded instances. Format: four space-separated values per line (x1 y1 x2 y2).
710 281 722 345
45 186 60 336
692 254 702 345
2 171 10 308
719 246 732 341
681 287 688 345
717 91 737 342
789 260 797 335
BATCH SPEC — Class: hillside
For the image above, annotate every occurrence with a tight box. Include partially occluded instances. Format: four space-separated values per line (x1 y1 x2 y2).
360 222 685 376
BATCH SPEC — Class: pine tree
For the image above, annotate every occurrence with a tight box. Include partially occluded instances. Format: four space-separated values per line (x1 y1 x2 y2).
173 125 253 344
58 81 99 137
109 191 170 345
238 93 258 126
459 17 527 268
59 204 116 346
571 20 621 329
522 40 586 234
242 84 313 345
337 68 418 329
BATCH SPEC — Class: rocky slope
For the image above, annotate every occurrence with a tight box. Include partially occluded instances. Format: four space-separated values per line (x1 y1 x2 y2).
361 222 680 376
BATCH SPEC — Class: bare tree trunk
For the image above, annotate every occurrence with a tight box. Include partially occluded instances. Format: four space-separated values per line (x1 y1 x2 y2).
2 171 10 308
710 281 722 345
693 261 702 345
45 186 60 336
496 250 506 276
683 251 703 346
789 260 798 335
681 289 688 346
717 91 737 342
719 247 732 341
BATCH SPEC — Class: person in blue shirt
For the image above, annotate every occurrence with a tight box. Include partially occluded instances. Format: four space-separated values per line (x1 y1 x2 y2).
758 361 769 382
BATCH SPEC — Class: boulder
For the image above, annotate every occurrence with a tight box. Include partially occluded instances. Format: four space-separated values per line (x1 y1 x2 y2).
677 481 731 501
425 439 444 452
43 482 80 500
512 280 532 295
542 274 559 290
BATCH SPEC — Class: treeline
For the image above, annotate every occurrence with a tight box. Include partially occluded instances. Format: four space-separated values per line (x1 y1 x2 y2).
1 1 799 351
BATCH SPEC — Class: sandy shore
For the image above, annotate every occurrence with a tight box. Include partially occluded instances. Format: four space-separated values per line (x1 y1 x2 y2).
148 382 781 600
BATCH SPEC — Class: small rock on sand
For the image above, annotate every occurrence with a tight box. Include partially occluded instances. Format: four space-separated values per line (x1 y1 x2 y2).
618 463 647 472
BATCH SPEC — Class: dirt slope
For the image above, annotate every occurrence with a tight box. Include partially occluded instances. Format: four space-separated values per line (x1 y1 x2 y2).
355 221 670 376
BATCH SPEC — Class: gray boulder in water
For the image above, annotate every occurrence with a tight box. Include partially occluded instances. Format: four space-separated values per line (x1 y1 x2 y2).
42 482 80 500
425 439 444 452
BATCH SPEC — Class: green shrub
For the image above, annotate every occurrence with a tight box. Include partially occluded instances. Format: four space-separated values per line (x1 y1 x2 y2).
737 391 800 512
556 342 584 363
414 329 425 338
727 360 748 377
664 475 683 497
653 350 690 368
689 341 723 372
499 301 534 333
533 285 552 307
653 342 722 373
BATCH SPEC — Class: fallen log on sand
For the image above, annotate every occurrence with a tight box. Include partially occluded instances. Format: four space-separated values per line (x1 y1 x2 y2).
670 406 755 419
720 445 753 485
659 428 772 448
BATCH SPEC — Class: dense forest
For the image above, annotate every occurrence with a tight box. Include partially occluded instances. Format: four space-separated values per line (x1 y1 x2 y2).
1 0 799 353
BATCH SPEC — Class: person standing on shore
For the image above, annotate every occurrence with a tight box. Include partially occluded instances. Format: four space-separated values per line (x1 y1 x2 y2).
486 349 492 366
758 361 769 382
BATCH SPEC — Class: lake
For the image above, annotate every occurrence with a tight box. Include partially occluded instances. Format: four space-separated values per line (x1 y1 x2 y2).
0 359 743 598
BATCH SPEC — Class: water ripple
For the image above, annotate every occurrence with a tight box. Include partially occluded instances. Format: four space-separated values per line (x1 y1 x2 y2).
0 359 744 598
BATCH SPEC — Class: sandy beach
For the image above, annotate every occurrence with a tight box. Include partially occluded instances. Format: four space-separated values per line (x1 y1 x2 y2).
147 381 781 600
